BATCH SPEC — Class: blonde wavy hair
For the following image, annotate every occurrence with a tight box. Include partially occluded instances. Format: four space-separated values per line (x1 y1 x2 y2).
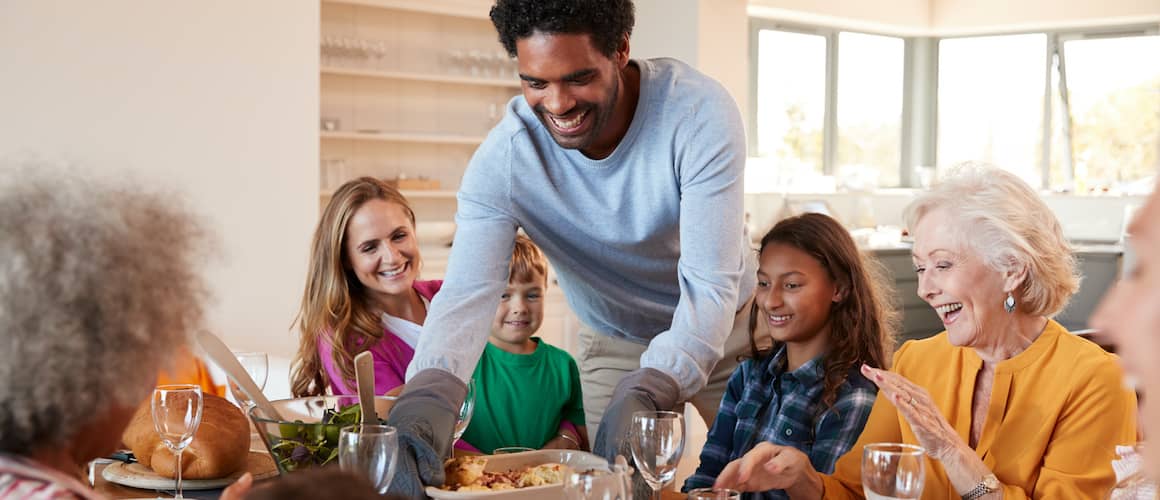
290 177 417 397
509 235 548 285
903 162 1079 317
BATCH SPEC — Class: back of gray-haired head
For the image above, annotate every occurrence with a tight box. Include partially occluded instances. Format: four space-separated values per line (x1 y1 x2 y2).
903 161 1079 317
0 163 213 454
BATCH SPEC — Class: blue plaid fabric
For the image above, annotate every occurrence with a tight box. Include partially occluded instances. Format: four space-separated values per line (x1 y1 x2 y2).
684 346 877 499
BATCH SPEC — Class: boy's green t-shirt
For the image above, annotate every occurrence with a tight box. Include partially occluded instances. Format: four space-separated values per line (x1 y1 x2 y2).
461 338 585 454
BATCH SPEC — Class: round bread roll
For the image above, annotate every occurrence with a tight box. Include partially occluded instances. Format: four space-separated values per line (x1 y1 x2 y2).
122 393 250 479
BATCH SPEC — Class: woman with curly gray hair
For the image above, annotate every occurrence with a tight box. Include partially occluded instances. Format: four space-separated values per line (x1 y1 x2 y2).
717 163 1138 499
0 165 212 498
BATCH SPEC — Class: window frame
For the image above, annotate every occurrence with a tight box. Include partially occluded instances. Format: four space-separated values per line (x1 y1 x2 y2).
748 19 914 183
937 24 1159 189
748 18 1159 190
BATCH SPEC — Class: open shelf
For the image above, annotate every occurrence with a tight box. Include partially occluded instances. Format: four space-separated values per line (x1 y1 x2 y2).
321 66 520 88
320 131 485 145
320 189 458 198
320 0 489 20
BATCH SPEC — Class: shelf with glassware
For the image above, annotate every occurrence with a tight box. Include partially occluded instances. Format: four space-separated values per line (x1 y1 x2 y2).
321 130 487 145
320 66 521 89
320 0 513 204
318 188 457 199
320 0 491 20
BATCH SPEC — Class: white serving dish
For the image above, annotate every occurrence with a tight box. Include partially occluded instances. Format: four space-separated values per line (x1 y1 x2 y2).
425 449 609 499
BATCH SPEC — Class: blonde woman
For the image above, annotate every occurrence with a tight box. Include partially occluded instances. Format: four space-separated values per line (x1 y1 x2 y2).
291 177 436 398
716 163 1138 499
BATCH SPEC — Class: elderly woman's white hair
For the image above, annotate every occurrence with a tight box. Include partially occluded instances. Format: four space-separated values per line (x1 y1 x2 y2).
903 161 1079 317
0 163 212 454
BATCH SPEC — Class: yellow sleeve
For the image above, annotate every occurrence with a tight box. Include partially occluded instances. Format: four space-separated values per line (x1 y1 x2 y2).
1000 356 1137 499
819 341 911 499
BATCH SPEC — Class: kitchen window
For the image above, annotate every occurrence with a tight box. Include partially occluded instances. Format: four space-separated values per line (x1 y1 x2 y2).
1052 33 1160 194
936 34 1048 187
749 19 1159 194
749 22 906 191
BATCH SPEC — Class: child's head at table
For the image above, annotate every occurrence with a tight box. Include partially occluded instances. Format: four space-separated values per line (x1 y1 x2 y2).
488 234 549 354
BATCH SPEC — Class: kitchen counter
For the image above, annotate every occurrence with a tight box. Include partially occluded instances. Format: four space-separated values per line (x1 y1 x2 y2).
868 240 1123 341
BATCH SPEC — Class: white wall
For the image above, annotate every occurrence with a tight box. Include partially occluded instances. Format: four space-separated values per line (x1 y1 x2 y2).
749 0 932 35
0 1 319 400
633 0 701 65
750 0 1159 34
932 0 1160 33
634 0 750 122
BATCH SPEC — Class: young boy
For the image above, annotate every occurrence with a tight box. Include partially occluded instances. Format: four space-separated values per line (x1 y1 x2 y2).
460 235 587 454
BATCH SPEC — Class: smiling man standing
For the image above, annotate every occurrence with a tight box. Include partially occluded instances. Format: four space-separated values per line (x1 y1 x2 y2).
385 0 755 494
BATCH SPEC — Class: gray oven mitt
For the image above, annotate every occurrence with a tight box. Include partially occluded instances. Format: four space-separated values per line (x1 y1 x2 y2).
592 367 681 497
385 369 467 498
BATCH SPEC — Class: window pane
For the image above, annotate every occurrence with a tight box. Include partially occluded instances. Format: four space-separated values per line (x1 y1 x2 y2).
1062 35 1160 194
755 29 827 177
937 34 1047 187
837 32 904 188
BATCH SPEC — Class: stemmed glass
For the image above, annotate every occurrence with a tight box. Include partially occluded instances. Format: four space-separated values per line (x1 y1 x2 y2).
452 377 476 443
630 410 685 500
228 351 268 409
151 385 204 499
687 488 741 499
861 443 925 500
562 463 633 500
339 424 399 494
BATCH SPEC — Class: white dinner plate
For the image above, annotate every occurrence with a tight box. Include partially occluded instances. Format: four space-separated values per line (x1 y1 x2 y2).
102 451 278 491
426 449 610 499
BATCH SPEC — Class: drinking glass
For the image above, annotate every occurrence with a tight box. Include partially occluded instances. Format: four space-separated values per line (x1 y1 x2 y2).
492 446 534 454
687 488 741 499
151 385 204 499
452 377 476 443
861 443 925 500
339 424 399 494
629 410 685 500
563 465 633 500
228 351 268 408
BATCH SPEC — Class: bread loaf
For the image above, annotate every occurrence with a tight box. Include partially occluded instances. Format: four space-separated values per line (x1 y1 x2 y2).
122 393 250 479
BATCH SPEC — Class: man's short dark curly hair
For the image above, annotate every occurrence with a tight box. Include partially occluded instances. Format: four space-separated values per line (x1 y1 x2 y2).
490 0 635 58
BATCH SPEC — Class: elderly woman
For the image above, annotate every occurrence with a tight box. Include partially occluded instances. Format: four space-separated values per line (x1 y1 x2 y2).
715 163 1137 499
0 165 213 498
1092 180 1160 491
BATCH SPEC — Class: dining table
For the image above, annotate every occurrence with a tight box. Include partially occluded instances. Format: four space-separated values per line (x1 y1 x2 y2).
90 438 699 500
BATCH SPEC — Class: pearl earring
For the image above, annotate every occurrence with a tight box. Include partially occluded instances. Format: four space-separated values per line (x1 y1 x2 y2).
1003 293 1016 314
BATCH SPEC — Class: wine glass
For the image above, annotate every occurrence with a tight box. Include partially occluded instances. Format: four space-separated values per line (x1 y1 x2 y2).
452 377 475 443
228 351 268 408
861 443 925 500
493 446 534 454
339 424 399 494
687 487 741 499
563 465 632 500
629 410 685 500
151 385 204 499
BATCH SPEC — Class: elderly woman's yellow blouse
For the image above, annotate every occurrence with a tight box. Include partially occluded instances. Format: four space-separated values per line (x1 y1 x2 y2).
821 320 1137 499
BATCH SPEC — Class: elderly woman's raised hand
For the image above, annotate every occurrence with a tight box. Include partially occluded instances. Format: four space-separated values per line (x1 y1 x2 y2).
861 364 964 460
714 442 822 497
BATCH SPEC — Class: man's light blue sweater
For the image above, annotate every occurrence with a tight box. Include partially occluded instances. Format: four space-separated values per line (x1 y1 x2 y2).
408 58 756 399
